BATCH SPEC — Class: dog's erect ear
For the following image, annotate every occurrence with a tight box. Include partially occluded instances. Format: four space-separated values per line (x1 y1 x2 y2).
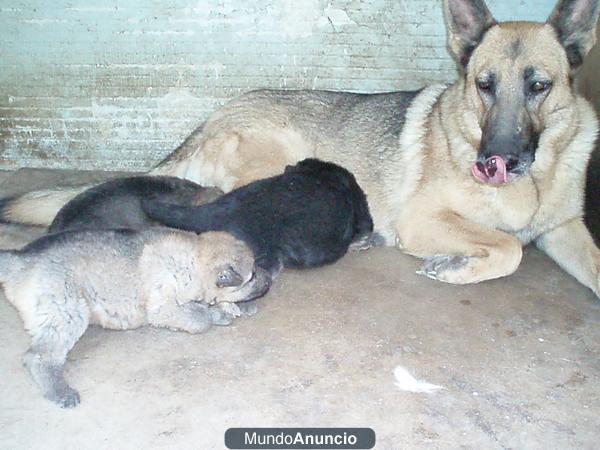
547 0 600 70
443 0 497 69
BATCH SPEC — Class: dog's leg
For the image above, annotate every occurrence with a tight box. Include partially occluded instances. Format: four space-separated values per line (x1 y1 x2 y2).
24 349 81 408
256 254 284 278
211 302 242 324
397 211 523 284
147 300 242 332
536 218 600 298
349 232 385 252
149 126 204 178
23 297 89 408
147 301 214 333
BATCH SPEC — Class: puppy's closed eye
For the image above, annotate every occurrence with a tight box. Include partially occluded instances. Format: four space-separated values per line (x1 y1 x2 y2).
216 266 244 288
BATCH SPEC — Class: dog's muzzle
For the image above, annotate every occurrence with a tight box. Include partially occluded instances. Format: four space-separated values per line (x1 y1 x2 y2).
471 154 532 186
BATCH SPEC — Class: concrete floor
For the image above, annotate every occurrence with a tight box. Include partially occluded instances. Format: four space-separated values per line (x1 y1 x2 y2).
0 169 598 450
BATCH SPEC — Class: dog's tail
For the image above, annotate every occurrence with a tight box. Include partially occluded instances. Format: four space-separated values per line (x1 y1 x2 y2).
0 186 90 227
0 124 206 227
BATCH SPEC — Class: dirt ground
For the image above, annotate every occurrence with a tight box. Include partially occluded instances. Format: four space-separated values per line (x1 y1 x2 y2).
0 169 598 450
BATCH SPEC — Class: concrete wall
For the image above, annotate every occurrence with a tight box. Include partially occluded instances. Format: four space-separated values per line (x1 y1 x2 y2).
0 1 562 171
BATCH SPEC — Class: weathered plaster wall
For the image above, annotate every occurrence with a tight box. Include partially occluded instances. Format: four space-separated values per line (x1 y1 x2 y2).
0 1 559 170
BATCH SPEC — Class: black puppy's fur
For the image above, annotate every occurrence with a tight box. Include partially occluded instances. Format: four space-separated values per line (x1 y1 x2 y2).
585 146 600 245
142 159 375 276
49 176 223 233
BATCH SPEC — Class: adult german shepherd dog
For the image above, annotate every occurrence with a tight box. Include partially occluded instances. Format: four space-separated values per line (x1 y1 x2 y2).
1 0 599 297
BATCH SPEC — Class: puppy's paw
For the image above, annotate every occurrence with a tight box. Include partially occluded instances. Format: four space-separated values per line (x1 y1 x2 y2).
418 254 470 284
349 233 385 252
237 300 258 317
210 302 241 325
181 302 213 333
48 385 80 409
349 235 373 252
219 302 241 318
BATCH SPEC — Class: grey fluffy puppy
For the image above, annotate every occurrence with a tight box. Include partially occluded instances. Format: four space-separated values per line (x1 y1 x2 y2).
0 228 270 408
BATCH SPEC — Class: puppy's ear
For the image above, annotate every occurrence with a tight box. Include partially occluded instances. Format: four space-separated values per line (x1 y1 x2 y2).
216 266 244 288
547 0 600 70
285 158 323 174
283 164 297 174
443 0 497 69
297 158 324 169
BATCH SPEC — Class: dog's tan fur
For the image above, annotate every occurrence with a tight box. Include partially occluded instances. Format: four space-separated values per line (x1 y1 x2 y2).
153 20 600 295
0 229 270 407
396 23 599 289
2 0 599 297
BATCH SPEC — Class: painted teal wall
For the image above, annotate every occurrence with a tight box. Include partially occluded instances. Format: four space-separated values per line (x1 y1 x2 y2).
0 1 556 171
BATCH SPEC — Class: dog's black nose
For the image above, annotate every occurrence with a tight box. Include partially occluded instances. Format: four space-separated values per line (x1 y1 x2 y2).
505 154 520 172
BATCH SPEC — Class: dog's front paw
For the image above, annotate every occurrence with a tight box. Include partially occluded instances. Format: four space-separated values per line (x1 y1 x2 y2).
47 385 80 409
237 300 258 316
349 232 386 252
350 234 373 252
418 254 470 284
219 302 242 318
210 302 241 325
176 302 212 334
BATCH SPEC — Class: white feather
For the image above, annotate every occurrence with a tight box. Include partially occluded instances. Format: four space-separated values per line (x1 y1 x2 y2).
393 365 445 393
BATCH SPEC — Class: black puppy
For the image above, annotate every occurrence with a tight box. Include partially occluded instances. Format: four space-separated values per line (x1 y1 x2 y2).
142 159 375 276
49 176 223 233
585 148 599 245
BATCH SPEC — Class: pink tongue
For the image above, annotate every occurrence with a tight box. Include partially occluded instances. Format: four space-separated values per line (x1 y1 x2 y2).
471 156 508 185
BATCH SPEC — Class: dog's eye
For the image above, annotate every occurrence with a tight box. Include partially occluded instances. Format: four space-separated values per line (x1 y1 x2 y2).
531 80 551 94
476 79 493 93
